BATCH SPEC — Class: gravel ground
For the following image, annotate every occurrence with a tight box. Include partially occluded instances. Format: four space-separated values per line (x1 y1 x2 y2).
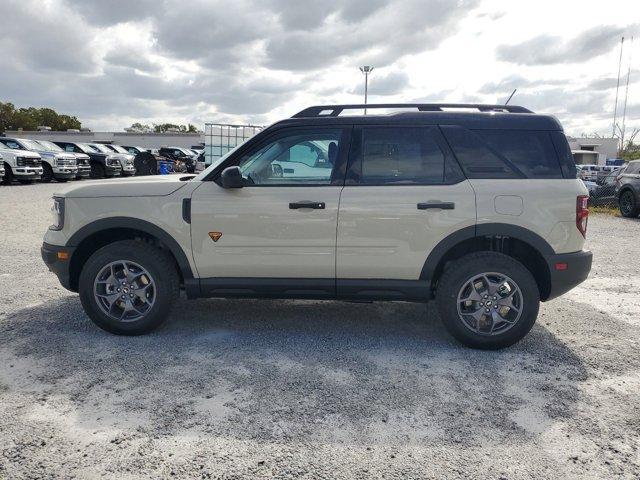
1 183 639 479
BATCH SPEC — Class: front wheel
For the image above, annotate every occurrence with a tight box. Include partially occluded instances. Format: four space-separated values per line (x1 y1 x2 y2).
619 190 639 218
79 240 179 335
436 252 540 350
90 162 105 179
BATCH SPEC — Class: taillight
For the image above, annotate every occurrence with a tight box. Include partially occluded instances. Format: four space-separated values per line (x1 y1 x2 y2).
576 195 589 238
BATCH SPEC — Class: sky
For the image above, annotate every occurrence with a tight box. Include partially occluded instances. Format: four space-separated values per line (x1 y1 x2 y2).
0 0 638 136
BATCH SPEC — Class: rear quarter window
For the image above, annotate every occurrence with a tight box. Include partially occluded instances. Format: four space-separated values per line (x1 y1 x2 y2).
475 130 563 179
442 127 565 179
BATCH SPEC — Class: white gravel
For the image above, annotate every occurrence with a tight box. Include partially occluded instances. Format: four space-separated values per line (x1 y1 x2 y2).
1 182 639 479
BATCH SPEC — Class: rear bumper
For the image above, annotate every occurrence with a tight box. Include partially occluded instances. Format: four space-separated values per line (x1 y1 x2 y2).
41 242 76 292
544 250 592 301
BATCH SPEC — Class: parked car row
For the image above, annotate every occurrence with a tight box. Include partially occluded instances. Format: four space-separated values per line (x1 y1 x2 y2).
580 160 640 217
0 137 205 184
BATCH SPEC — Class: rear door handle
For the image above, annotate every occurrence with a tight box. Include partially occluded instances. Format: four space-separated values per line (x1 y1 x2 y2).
289 201 326 210
417 201 455 210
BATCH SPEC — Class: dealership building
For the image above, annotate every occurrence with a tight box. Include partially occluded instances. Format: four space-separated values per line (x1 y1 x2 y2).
568 136 619 165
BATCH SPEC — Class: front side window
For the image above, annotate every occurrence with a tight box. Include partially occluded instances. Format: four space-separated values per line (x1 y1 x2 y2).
356 127 447 185
237 129 342 186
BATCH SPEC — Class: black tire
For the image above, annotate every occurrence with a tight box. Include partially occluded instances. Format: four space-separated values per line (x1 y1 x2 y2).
2 164 13 185
90 162 105 179
41 163 54 183
78 240 179 335
134 152 158 176
435 251 540 350
619 190 639 218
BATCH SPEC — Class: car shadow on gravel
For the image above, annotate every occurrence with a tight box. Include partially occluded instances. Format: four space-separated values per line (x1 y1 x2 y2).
1 295 605 448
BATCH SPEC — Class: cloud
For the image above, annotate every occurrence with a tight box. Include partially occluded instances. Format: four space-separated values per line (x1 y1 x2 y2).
587 70 639 91
350 71 410 96
496 25 635 65
0 0 97 74
104 49 160 73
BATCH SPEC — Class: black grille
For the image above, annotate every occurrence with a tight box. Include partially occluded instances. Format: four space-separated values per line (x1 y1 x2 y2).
26 158 41 167
18 157 41 167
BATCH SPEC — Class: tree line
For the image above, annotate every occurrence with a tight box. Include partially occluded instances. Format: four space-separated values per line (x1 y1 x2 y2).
0 101 82 133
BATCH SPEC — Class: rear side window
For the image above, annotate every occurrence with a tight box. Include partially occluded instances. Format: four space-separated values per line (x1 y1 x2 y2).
442 127 564 179
550 132 577 179
627 162 640 174
348 126 464 185
440 126 519 179
475 130 563 179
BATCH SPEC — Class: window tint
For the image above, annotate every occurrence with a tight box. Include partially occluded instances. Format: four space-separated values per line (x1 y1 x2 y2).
237 129 342 185
627 162 640 174
441 126 519 179
356 127 446 185
475 130 562 179
0 140 22 150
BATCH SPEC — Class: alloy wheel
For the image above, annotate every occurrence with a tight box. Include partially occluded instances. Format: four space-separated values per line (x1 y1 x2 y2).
456 272 523 336
93 260 156 322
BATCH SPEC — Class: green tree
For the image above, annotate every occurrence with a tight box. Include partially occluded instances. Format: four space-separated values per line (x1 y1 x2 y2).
0 101 81 132
127 122 153 133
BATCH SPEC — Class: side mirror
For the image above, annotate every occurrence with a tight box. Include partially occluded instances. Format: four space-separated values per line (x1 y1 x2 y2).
220 166 244 188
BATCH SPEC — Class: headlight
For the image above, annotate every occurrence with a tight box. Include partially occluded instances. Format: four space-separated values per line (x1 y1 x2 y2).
16 157 25 166
50 197 65 231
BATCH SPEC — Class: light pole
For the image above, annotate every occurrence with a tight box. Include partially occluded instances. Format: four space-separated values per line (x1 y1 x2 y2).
359 66 374 114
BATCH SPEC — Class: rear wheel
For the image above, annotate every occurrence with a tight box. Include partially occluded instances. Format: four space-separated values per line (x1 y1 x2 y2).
619 190 639 218
79 240 179 335
90 162 105 179
436 252 539 349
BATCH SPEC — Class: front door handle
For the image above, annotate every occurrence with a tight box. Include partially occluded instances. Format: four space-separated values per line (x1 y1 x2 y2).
417 201 455 210
289 201 326 210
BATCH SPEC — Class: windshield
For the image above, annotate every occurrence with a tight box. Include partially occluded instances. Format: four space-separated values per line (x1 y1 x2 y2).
111 145 129 154
90 143 113 153
35 140 64 152
18 139 45 151
79 143 99 153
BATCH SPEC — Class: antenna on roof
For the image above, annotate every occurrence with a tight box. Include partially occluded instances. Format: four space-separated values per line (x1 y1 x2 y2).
504 89 517 105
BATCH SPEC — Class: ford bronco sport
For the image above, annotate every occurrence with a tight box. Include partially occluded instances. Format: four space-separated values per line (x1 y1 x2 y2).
42 104 592 349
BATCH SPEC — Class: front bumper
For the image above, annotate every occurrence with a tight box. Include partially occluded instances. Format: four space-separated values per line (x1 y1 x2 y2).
544 250 592 301
53 168 78 179
105 165 122 176
76 166 91 178
121 165 136 176
15 167 43 178
41 242 77 292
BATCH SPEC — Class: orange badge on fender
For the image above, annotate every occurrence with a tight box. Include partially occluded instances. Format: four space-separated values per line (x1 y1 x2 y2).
209 232 223 242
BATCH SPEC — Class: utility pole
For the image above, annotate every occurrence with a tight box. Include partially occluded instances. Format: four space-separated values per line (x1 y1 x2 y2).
621 36 634 150
612 36 624 138
359 66 374 114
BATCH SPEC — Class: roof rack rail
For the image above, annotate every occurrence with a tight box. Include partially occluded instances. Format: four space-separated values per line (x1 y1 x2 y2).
292 103 533 118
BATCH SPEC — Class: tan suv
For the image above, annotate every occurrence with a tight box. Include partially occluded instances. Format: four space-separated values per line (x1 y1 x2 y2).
42 104 592 349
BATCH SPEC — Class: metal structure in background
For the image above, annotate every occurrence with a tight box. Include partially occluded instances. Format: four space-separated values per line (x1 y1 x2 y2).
359 66 374 114
203 123 263 166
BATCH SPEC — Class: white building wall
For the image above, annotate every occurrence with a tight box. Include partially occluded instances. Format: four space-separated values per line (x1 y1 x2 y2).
567 137 618 165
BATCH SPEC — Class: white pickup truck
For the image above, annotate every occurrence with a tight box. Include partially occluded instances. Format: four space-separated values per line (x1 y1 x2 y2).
0 142 43 184
0 137 77 182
